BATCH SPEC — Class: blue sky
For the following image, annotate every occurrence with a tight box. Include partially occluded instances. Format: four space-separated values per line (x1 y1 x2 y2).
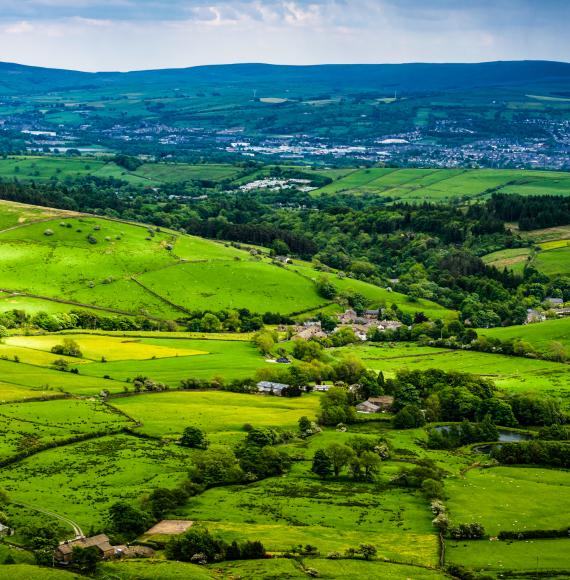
0 1 568 71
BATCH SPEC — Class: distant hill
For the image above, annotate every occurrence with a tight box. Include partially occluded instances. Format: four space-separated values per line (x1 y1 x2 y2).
1 60 569 95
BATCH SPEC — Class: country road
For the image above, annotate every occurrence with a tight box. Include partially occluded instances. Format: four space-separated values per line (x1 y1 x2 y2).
17 503 84 538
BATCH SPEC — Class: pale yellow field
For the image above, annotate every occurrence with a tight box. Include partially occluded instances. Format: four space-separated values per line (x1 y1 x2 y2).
0 343 90 366
540 239 570 251
6 335 208 362
0 381 60 402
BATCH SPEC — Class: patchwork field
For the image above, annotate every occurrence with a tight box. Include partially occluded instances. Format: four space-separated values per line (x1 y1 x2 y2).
314 168 570 202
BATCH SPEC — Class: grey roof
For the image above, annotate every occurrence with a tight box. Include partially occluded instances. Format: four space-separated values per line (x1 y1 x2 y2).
257 381 289 390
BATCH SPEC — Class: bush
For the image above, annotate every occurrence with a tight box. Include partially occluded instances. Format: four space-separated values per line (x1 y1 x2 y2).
449 522 486 540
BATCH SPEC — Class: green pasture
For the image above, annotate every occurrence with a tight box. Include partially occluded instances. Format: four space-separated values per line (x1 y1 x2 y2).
79 338 268 384
136 260 327 314
100 560 213 580
0 565 84 579
0 398 131 460
133 163 241 183
0 156 107 182
446 466 570 535
112 391 321 443
333 342 570 403
482 247 531 274
446 538 570 577
0 434 193 531
482 317 570 355
180 460 438 566
0 357 129 396
0 198 75 231
534 244 570 277
313 168 570 203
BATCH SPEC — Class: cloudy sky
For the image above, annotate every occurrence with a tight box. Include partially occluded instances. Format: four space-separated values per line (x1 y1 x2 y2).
0 0 568 71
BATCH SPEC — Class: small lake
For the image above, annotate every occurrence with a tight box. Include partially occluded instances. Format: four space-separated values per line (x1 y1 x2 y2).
434 425 533 442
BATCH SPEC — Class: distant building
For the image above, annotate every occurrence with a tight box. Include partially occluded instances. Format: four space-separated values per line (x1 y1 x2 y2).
364 309 380 319
257 381 290 396
276 357 291 364
0 523 13 537
294 326 327 340
367 396 394 411
356 400 381 414
313 384 333 392
339 309 358 324
554 307 570 317
546 297 564 306
526 308 546 324
55 534 115 564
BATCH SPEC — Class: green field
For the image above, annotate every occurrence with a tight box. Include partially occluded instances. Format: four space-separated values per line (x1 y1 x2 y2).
483 317 570 355
333 342 570 403
0 434 193 530
113 391 321 444
314 168 570 202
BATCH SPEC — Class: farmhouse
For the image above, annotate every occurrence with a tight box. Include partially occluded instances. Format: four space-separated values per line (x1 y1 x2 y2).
257 381 290 396
356 400 381 414
554 307 570 317
294 325 327 340
339 309 358 324
367 396 394 411
364 309 380 319
314 384 333 392
55 534 115 564
526 308 546 324
546 297 564 306
376 320 403 332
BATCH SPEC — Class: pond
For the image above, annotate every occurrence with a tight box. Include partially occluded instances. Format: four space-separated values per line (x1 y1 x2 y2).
434 425 533 442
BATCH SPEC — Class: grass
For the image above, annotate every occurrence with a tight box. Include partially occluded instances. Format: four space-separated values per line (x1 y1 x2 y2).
446 538 570 576
313 168 570 203
6 334 208 362
100 560 213 580
79 338 269 384
482 247 532 274
0 565 84 579
333 342 570 405
112 391 321 444
0 434 193 531
178 458 438 566
482 317 570 355
136 260 326 315
445 466 570 536
0 398 132 460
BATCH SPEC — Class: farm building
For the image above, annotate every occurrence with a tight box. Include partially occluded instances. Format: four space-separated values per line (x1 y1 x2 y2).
364 309 380 319
526 308 546 324
314 384 333 392
0 523 13 537
293 325 327 340
257 381 290 396
367 396 394 411
55 534 115 564
276 356 291 364
546 297 564 306
356 400 381 414
339 309 358 324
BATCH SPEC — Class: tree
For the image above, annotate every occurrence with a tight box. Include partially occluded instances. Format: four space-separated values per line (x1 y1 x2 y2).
107 501 150 539
180 426 208 449
358 544 377 560
271 239 289 256
316 276 337 299
326 443 355 478
192 446 243 486
421 478 444 500
298 416 312 434
166 528 225 563
201 313 222 332
312 449 333 479
359 451 381 481
393 405 425 429
253 330 275 355
51 338 82 358
71 546 99 575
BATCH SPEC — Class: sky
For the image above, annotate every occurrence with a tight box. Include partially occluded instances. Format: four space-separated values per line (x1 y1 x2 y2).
0 0 568 71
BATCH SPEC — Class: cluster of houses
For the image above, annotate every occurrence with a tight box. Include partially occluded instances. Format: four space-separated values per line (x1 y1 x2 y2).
526 297 570 324
291 309 403 342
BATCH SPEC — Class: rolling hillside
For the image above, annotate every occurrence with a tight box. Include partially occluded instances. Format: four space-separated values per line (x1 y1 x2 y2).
0 199 452 321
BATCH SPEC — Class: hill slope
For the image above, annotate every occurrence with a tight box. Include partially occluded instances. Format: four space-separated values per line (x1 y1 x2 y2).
0 200 452 320
1 60 569 95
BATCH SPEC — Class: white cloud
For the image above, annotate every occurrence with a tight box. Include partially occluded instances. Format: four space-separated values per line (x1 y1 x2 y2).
5 20 35 34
